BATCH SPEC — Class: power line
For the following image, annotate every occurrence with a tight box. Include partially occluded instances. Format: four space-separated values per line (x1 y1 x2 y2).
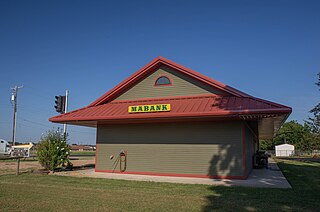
17 123 49 130
22 119 52 128
23 85 51 99
19 118 95 134
17 104 52 113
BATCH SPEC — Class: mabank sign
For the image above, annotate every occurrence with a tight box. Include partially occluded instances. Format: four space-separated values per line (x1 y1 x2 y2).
128 104 171 113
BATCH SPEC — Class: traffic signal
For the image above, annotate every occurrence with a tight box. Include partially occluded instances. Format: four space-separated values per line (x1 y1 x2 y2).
54 95 66 114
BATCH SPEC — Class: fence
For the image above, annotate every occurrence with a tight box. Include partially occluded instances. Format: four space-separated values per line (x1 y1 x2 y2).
0 156 23 175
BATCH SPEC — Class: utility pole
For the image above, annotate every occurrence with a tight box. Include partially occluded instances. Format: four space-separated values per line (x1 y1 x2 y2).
63 89 68 140
11 85 23 146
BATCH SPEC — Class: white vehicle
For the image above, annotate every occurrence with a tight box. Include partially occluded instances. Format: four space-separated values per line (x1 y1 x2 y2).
0 139 11 155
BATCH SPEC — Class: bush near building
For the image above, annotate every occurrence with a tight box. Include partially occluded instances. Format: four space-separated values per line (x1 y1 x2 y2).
37 130 71 172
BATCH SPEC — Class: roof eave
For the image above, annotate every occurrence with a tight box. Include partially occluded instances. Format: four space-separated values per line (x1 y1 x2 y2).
49 108 291 124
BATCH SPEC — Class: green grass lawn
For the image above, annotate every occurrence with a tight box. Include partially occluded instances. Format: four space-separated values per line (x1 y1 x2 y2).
0 159 319 211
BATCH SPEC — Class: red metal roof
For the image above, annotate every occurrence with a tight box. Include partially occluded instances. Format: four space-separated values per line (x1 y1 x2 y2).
49 94 291 123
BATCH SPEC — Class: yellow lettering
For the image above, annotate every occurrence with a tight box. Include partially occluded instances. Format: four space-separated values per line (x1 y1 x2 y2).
162 105 168 110
128 104 170 113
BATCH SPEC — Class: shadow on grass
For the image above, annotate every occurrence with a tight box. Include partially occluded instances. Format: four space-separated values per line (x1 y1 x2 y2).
276 159 320 190
202 159 320 211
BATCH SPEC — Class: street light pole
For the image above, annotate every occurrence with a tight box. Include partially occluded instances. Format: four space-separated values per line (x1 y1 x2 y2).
63 89 68 140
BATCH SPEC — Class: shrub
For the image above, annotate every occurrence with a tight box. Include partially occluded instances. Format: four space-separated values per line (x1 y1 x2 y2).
37 129 71 172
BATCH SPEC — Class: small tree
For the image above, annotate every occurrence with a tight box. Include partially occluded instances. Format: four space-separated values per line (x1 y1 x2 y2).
273 121 308 148
37 129 71 172
260 121 315 151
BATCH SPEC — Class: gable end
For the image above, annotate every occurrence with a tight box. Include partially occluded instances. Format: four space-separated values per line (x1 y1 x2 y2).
115 65 228 101
89 57 250 106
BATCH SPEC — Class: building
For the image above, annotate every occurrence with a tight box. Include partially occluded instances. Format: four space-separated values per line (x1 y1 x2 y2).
49 57 291 179
275 144 295 157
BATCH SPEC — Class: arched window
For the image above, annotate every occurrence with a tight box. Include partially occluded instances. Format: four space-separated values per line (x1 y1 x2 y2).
155 76 172 86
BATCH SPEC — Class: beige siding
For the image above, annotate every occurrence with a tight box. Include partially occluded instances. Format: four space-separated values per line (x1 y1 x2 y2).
96 121 244 177
116 66 225 101
245 126 253 177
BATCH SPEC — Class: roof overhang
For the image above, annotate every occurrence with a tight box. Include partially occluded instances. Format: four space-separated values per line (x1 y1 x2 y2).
60 120 98 128
240 113 291 139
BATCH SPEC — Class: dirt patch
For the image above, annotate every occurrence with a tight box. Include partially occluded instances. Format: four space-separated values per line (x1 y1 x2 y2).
0 158 95 175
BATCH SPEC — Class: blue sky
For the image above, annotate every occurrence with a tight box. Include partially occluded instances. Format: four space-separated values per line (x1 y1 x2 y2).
0 0 319 144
